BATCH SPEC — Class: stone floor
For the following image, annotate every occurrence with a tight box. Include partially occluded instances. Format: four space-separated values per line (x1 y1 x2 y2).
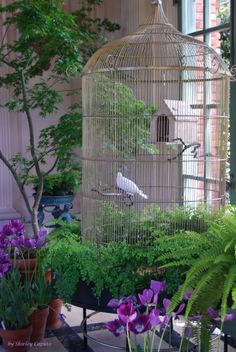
0 305 235 351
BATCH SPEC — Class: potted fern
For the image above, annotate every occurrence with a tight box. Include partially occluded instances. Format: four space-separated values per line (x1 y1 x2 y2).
159 207 236 321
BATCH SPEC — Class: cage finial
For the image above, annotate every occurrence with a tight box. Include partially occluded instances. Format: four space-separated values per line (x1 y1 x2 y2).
144 0 169 25
151 0 162 5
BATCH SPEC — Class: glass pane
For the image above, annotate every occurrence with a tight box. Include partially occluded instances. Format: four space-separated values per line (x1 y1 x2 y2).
182 0 203 33
205 0 230 29
206 30 230 66
195 35 204 42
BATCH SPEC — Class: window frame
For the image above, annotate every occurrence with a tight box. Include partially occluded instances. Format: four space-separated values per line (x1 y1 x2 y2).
179 0 236 204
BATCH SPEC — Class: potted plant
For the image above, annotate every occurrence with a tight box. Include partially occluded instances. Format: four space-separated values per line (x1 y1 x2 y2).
29 272 52 342
158 206 236 321
0 268 34 352
31 170 80 197
0 0 119 237
31 169 81 226
0 219 48 281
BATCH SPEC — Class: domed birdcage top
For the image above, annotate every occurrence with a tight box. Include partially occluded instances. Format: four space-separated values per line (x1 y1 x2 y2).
83 0 230 77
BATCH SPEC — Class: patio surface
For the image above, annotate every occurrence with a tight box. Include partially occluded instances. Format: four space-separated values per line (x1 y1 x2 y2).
0 305 235 351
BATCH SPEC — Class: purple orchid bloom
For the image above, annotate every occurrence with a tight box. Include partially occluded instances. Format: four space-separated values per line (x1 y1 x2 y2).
23 238 37 249
162 298 185 321
1 219 25 237
224 313 236 321
184 290 193 300
163 298 171 311
129 314 151 335
108 299 120 309
106 319 126 337
184 326 193 338
117 303 137 323
123 296 137 305
0 251 12 278
174 303 185 317
138 289 153 306
0 235 10 249
149 309 161 328
208 307 236 322
208 307 219 320
151 280 166 294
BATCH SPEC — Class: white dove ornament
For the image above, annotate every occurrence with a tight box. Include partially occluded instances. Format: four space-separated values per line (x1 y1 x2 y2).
116 172 148 199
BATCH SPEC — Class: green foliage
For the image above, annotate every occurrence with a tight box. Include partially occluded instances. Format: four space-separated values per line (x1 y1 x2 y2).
0 268 34 329
160 207 236 320
38 207 220 303
40 236 159 302
30 271 53 309
185 316 214 352
31 170 81 195
217 5 230 66
96 202 219 244
95 75 157 158
38 108 83 171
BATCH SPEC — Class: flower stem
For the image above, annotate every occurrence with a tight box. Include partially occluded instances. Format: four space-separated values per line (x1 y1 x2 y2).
150 328 157 351
157 320 170 352
126 322 132 352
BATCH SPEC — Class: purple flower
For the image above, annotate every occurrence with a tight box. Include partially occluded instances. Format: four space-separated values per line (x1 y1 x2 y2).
184 326 193 338
108 299 120 309
153 293 158 304
106 319 126 337
184 290 193 300
23 238 37 249
208 308 236 322
149 309 161 327
138 289 153 306
208 307 219 321
129 314 151 335
117 303 137 323
1 219 25 237
150 280 166 294
123 296 137 305
163 298 171 311
175 303 185 316
0 235 10 249
224 313 236 321
0 251 12 278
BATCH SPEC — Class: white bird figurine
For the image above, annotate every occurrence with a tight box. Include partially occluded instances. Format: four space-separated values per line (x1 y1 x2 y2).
116 172 148 199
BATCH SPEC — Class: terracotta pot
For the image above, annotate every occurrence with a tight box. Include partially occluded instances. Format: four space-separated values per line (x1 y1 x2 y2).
47 299 63 330
0 325 32 352
30 306 49 342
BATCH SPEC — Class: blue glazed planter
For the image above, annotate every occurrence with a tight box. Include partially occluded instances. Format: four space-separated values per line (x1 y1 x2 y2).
38 194 74 226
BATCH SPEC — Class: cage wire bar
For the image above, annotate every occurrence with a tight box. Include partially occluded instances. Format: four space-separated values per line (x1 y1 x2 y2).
81 1 230 244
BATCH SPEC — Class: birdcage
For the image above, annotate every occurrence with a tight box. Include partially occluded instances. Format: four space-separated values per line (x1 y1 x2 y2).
81 0 230 244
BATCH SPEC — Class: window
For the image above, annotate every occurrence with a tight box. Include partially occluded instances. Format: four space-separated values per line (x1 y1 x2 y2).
181 0 231 66
181 0 231 205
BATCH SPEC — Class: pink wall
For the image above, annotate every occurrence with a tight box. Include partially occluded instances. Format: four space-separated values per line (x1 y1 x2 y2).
0 0 178 222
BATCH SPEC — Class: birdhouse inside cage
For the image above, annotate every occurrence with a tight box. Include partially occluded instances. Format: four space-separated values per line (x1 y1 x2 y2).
151 100 198 144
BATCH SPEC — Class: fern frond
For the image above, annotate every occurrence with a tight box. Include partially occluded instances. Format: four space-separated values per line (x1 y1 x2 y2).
214 254 235 265
221 264 236 319
185 267 220 317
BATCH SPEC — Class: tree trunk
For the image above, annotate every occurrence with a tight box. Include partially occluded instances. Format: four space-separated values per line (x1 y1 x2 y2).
31 209 40 238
